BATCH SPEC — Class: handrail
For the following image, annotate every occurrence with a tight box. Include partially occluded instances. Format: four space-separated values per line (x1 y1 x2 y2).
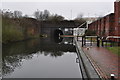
85 36 98 38
106 36 120 40
78 22 87 28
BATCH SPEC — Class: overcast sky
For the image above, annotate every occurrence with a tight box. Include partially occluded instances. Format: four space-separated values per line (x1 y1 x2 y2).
1 0 116 20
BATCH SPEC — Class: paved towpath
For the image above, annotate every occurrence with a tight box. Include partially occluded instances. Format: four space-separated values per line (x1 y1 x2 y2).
82 46 119 79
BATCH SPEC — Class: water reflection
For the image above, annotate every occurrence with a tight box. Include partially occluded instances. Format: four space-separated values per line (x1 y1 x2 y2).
53 29 63 43
2 37 80 78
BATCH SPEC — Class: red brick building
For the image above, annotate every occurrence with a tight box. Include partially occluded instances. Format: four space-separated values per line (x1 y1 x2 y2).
104 13 115 37
94 20 98 33
114 0 120 37
100 17 105 37
88 0 120 42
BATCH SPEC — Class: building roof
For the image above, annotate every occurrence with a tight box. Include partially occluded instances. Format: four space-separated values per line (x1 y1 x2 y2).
115 0 120 2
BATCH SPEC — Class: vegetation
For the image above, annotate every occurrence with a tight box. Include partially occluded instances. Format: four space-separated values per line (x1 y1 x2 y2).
1 9 85 44
33 9 64 21
106 47 120 56
1 9 65 44
2 9 41 44
74 13 86 25
85 30 97 36
2 18 24 43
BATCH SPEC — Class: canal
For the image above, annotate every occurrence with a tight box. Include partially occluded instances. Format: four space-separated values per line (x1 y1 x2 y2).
2 37 83 78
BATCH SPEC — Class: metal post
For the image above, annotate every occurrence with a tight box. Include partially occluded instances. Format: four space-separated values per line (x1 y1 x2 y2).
82 36 84 47
110 41 112 47
97 36 100 47
77 36 78 41
84 36 86 46
106 40 107 47
90 37 92 46
111 74 115 80
101 40 104 47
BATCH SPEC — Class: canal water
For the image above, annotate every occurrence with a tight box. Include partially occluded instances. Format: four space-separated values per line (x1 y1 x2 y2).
2 37 82 78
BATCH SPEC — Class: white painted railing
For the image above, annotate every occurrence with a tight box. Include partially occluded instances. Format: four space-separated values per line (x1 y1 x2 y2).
74 21 90 36
106 36 120 40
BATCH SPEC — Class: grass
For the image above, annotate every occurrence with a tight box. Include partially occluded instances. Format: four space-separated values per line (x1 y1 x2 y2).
2 17 40 44
106 47 120 56
2 18 24 43
85 37 120 56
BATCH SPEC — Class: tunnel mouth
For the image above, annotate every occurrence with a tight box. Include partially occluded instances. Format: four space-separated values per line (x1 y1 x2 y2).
54 29 63 43
54 29 63 37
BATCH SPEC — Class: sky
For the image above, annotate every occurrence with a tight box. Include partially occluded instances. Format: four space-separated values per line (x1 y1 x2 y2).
1 0 116 20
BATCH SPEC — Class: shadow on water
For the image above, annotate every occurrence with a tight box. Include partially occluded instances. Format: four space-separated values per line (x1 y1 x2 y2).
53 29 63 43
2 36 76 77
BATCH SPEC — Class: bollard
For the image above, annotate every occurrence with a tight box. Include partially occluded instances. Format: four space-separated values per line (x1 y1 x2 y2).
90 37 92 46
110 41 113 47
76 58 79 63
84 37 86 46
111 74 115 80
97 36 100 47
77 36 78 41
86 47 90 50
101 40 104 47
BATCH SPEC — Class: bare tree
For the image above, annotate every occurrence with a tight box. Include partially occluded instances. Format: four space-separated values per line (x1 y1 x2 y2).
24 14 29 18
2 9 14 18
34 9 50 21
43 10 50 20
39 11 43 20
77 13 84 19
33 9 64 21
49 14 64 21
74 13 86 24
34 9 40 20
13 10 22 18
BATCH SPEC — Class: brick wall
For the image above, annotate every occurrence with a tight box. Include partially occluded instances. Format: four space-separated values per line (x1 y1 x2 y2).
88 1 119 38
114 1 120 36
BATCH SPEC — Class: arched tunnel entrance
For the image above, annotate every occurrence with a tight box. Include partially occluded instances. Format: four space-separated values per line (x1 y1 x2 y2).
54 29 63 37
54 29 63 43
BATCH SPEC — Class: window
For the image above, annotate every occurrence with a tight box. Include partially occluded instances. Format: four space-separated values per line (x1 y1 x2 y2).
119 18 120 24
119 21 120 24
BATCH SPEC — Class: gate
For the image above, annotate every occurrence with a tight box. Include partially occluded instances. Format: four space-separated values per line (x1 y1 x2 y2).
77 36 100 47
77 36 120 47
101 36 120 47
